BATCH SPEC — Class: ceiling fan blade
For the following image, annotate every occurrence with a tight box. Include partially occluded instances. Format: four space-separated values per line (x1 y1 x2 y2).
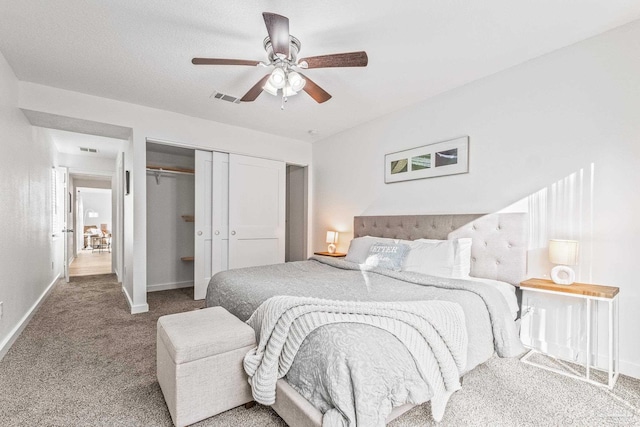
263 12 290 59
299 73 332 103
240 74 271 102
298 51 368 69
192 58 261 66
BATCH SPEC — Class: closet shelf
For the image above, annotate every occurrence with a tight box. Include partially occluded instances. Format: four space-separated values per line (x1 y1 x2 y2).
180 256 194 262
181 215 194 222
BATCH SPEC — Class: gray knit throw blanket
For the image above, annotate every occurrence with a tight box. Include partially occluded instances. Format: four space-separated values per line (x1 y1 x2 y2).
243 296 468 422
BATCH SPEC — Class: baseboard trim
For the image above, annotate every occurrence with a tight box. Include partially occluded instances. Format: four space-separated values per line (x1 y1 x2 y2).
0 273 60 361
121 284 148 314
147 281 194 293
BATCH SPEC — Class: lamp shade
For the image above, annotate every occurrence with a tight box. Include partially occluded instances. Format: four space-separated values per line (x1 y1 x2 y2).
549 239 579 266
269 67 286 89
262 79 279 96
288 71 306 92
326 231 338 244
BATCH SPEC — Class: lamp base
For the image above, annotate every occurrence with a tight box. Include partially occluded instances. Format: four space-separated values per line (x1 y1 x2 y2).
327 243 336 254
551 265 575 285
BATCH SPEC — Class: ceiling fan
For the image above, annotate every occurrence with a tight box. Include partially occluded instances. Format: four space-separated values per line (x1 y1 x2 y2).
192 12 368 106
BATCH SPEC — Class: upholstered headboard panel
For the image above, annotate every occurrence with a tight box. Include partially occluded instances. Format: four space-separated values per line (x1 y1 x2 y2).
353 213 528 286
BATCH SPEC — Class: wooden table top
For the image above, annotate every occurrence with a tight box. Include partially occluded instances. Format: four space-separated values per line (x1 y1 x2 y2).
520 278 619 299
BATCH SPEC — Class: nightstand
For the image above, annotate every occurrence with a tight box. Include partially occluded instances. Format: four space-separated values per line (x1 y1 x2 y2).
519 278 619 389
313 251 346 257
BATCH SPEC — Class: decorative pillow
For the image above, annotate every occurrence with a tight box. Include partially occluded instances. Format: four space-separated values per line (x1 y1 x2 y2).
344 236 399 264
364 242 410 271
402 238 472 278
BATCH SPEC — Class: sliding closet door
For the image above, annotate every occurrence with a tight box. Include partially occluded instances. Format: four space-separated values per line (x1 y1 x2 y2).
228 154 285 269
211 152 229 277
194 150 213 300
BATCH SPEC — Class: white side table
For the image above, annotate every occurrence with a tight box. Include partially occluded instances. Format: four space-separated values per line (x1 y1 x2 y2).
519 278 620 389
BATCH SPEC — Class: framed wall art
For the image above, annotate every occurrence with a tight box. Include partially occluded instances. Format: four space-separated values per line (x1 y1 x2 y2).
384 136 469 183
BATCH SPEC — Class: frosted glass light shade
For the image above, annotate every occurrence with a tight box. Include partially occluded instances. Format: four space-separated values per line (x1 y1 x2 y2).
549 239 579 265
288 71 306 92
262 79 278 96
269 68 286 89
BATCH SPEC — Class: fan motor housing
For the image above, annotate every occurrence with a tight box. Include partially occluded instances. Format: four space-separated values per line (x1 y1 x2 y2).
263 36 301 64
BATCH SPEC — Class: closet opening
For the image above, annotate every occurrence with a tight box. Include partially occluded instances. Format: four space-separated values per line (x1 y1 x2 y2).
146 142 195 293
285 164 308 262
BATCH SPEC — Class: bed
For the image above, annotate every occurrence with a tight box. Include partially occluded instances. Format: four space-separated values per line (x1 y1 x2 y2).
205 213 528 426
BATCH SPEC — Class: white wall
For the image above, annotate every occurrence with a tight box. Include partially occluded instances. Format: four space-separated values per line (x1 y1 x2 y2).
18 80 312 314
0 52 61 359
312 21 640 377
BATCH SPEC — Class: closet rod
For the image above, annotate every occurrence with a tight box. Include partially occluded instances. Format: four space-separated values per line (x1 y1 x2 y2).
146 167 194 184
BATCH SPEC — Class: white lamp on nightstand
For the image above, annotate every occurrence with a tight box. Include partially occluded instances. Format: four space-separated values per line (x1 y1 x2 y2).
326 231 338 254
548 239 579 285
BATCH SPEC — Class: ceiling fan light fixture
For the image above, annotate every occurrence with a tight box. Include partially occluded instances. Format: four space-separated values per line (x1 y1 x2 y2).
282 84 297 97
288 71 306 92
262 79 279 96
269 67 286 89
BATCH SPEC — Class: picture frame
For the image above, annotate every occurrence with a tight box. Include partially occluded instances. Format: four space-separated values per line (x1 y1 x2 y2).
384 136 469 183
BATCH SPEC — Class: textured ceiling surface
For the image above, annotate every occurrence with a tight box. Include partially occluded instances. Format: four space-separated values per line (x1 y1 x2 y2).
2 1 640 142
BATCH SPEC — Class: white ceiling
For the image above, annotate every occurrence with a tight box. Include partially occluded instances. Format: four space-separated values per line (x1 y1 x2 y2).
48 129 126 159
1 1 639 142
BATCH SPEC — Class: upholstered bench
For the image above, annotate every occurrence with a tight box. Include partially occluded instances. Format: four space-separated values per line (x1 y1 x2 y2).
157 307 256 427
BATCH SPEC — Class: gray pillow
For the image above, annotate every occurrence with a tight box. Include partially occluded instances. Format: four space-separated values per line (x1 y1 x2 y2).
344 236 398 264
364 242 410 271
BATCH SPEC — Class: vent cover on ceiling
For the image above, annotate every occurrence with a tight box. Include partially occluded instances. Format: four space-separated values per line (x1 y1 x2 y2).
79 147 98 153
210 91 241 104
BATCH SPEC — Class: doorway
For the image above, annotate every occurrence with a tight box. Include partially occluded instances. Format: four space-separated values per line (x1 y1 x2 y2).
71 186 113 276
285 164 308 262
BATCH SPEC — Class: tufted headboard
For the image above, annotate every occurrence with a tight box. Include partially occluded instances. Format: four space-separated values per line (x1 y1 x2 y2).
353 213 528 286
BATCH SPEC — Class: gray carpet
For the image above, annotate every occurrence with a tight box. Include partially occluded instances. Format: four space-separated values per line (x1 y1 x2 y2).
0 275 639 426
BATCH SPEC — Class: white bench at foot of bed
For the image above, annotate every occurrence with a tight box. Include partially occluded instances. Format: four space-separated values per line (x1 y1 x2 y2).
157 307 256 427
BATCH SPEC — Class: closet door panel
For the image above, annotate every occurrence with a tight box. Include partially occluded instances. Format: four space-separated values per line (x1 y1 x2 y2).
229 154 285 269
194 150 213 300
212 152 229 277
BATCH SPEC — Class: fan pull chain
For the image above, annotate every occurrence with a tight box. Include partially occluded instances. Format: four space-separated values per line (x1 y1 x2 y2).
281 95 288 110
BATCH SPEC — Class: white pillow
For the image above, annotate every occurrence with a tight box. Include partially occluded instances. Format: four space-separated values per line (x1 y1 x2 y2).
402 238 472 279
345 236 399 264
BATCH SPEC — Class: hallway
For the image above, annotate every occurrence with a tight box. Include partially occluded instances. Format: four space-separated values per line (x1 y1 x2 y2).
69 250 112 277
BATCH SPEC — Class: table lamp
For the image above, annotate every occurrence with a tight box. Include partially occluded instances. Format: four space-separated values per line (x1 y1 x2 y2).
548 239 579 285
326 231 338 254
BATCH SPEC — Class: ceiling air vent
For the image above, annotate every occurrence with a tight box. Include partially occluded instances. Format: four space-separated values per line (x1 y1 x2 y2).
210 91 241 104
79 147 98 153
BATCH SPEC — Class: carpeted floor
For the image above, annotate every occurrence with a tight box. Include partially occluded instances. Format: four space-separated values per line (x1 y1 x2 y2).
1 275 639 426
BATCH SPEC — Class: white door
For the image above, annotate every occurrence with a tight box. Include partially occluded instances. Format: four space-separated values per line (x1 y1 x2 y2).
55 167 72 282
229 154 285 269
194 150 213 300
212 152 229 277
